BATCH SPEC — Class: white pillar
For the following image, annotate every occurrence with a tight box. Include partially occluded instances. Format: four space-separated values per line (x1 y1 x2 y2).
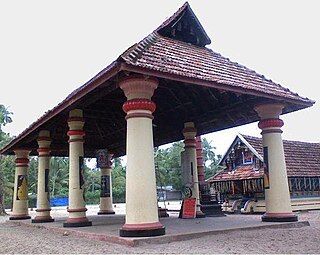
97 152 115 215
119 75 165 237
255 103 297 222
32 130 54 223
10 149 31 220
63 109 92 227
182 122 205 218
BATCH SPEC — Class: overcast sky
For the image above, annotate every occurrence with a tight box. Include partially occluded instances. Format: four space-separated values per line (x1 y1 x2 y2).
1 0 319 157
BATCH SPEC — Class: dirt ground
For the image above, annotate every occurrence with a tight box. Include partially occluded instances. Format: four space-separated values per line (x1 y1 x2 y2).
0 208 319 254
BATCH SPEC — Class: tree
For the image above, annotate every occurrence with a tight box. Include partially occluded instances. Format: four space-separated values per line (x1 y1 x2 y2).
50 157 69 197
0 104 14 215
111 158 126 203
201 137 223 179
155 142 184 191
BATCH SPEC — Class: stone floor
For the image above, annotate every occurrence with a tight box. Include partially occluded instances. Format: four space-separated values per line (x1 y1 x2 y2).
7 205 309 247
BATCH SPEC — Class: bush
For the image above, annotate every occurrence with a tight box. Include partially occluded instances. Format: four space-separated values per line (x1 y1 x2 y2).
85 190 100 205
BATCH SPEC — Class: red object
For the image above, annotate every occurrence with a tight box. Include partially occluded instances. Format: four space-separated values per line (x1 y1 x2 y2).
182 198 196 219
122 98 156 113
258 118 284 129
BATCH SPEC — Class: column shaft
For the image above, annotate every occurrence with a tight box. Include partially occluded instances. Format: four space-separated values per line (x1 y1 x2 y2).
182 122 205 218
10 150 31 220
119 75 165 237
255 103 297 222
32 130 54 223
63 109 92 227
98 152 115 214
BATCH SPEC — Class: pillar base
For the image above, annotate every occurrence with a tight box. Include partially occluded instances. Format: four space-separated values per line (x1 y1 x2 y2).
63 217 92 228
119 222 165 237
97 210 115 215
32 216 55 223
262 213 298 222
9 215 31 220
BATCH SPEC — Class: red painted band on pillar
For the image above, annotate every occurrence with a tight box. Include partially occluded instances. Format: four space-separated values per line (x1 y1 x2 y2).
121 221 163 230
122 98 156 113
125 112 154 120
182 127 197 134
34 216 53 220
258 118 284 129
68 139 85 143
15 158 29 164
184 139 196 145
65 217 89 224
67 117 85 123
37 148 50 153
36 208 51 212
67 130 85 136
67 208 88 213
37 137 51 142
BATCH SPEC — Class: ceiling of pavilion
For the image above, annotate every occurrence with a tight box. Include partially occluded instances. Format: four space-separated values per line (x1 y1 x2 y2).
0 2 314 158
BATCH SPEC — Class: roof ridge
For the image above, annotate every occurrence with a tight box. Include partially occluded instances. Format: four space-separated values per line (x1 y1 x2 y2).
154 2 189 33
121 32 158 63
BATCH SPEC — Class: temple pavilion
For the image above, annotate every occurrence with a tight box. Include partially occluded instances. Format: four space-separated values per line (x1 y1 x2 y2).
208 134 320 213
0 2 315 237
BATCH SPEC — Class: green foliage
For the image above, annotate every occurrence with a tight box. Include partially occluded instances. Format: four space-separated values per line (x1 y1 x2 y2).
28 157 38 195
0 105 14 214
50 157 69 197
155 142 184 191
1 155 15 209
201 137 223 179
111 159 126 203
85 190 100 205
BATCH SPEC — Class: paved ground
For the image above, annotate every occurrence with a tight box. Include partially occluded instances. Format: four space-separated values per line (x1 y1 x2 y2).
1 204 320 254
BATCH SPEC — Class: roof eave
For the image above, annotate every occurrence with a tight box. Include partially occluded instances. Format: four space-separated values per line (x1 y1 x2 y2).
0 61 122 155
121 62 314 109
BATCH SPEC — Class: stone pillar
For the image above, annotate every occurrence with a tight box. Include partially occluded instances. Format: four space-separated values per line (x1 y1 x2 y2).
32 130 54 223
97 153 115 215
119 75 165 237
63 109 92 227
182 122 205 218
10 149 31 220
255 103 297 222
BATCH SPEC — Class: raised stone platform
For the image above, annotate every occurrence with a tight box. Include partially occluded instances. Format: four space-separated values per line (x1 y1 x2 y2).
7 212 309 247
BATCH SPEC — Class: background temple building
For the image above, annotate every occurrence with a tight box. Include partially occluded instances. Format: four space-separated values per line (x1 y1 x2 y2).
208 134 320 213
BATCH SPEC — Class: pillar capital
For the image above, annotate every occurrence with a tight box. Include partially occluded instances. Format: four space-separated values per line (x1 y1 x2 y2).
37 130 51 156
14 149 31 159
254 103 284 120
183 122 197 147
119 75 158 100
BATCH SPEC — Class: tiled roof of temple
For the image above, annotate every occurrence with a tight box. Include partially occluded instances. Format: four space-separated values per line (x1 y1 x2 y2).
208 135 320 182
0 2 315 157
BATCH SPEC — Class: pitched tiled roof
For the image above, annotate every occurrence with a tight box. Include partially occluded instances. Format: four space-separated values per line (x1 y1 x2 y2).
210 134 320 182
243 135 320 177
121 31 312 105
209 165 264 182
0 2 315 157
